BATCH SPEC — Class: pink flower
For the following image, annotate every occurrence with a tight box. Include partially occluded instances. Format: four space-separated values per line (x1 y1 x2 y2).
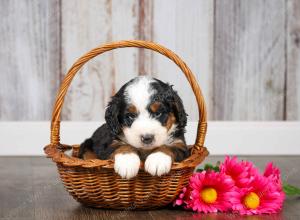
186 171 239 213
174 186 192 208
220 156 259 188
231 174 285 215
264 162 282 189
174 156 286 215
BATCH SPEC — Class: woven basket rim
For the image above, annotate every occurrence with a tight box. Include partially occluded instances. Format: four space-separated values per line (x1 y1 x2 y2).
44 144 209 169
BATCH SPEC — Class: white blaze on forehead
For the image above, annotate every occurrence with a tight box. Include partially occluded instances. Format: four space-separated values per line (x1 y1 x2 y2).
122 76 178 148
125 76 155 111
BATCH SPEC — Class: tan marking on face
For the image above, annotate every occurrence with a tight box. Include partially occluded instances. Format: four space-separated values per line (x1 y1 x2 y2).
127 105 137 114
165 112 176 131
150 102 161 113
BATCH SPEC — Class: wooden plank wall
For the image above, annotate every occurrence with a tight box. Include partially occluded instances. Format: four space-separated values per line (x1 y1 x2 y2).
213 0 286 120
0 0 60 120
0 0 299 121
287 0 300 120
61 0 139 120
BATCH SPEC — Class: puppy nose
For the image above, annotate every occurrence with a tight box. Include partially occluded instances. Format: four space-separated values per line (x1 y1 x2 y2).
141 134 154 145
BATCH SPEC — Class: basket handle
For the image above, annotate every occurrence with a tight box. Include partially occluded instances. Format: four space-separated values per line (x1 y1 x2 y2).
50 40 207 152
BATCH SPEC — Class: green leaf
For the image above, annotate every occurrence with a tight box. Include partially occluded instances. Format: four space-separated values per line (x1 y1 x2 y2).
204 163 214 170
205 163 220 172
196 168 204 173
213 166 220 172
283 183 300 196
196 162 221 173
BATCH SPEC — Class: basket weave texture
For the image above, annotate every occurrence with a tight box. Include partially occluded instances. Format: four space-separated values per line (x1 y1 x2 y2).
44 40 209 209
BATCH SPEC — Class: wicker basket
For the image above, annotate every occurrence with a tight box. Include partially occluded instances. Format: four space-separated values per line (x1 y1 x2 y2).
44 40 209 210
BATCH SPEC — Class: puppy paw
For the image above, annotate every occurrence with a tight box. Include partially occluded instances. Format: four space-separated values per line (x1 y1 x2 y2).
114 153 140 179
145 152 172 176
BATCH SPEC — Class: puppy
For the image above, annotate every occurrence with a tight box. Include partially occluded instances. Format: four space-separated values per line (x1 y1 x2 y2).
79 76 190 179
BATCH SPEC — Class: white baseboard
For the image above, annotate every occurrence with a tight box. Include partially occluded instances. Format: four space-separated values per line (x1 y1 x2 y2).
0 121 299 156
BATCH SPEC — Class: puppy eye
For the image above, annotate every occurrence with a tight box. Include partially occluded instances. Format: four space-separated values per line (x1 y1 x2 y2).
153 112 162 118
125 113 136 120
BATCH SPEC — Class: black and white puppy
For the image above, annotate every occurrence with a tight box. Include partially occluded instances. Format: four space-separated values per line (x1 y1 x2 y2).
79 76 189 179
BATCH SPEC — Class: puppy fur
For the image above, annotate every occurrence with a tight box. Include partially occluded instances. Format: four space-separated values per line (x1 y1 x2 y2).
79 76 190 179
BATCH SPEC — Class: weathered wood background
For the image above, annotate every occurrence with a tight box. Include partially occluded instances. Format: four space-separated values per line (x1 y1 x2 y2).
0 0 299 121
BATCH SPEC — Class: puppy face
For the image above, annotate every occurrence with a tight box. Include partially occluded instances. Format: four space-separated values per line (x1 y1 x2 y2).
105 76 187 148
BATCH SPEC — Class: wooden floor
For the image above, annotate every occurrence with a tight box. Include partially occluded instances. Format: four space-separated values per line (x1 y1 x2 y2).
0 156 299 220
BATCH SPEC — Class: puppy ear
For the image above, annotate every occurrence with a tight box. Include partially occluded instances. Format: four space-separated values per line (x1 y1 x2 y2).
166 85 187 130
105 96 122 136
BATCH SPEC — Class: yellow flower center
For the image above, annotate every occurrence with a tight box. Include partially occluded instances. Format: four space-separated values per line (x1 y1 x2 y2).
200 187 217 204
243 192 260 209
